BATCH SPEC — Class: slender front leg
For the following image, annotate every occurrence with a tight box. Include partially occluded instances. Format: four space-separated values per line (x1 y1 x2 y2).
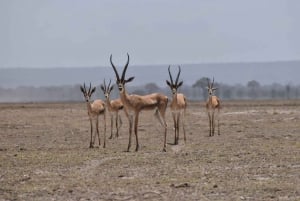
208 111 212 137
109 115 113 139
182 111 186 143
123 108 132 152
115 112 119 137
176 113 181 144
118 114 123 129
212 110 215 136
159 108 168 152
103 111 106 148
217 109 220 135
134 112 140 152
128 115 133 151
172 112 177 145
89 119 94 148
96 116 100 146
117 114 122 138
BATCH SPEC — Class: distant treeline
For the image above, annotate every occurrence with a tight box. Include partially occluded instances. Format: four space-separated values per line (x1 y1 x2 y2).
0 77 299 102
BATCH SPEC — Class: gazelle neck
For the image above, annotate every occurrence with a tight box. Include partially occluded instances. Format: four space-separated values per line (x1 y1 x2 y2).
119 87 129 101
119 87 133 110
172 92 178 104
105 95 113 110
85 100 92 114
172 92 178 105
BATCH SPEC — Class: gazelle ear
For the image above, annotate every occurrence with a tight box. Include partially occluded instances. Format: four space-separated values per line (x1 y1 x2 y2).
212 87 218 91
100 85 105 92
125 76 135 83
90 87 96 95
109 85 114 92
166 80 171 87
177 81 183 88
80 86 86 94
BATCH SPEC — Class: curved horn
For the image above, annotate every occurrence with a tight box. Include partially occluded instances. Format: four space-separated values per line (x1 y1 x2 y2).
207 78 210 88
168 65 174 85
121 53 130 80
81 82 86 93
175 65 181 85
104 79 107 91
212 77 215 88
88 82 92 94
108 79 112 89
110 54 120 81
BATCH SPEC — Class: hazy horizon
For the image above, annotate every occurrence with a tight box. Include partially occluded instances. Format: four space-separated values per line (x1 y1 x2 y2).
1 61 299 89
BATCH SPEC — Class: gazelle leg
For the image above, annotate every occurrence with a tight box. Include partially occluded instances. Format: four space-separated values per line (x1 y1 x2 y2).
212 110 215 136
96 116 100 147
117 114 122 138
103 111 106 148
118 114 123 129
134 112 140 152
172 112 177 145
89 119 94 148
176 113 181 144
128 116 133 151
208 111 212 137
124 108 132 152
127 117 132 151
154 108 164 127
109 115 113 139
115 113 119 138
160 110 168 152
163 121 167 152
217 108 220 135
158 106 168 152
182 111 186 143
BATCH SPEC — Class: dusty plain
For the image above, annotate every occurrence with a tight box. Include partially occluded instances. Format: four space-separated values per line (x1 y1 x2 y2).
0 100 299 201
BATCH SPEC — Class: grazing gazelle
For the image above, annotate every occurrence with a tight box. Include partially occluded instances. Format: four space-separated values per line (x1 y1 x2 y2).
166 65 187 145
80 83 106 148
206 78 221 136
100 79 123 139
110 53 169 152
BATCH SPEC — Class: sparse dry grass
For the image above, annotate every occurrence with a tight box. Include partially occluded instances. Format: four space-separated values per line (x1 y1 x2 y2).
0 100 300 200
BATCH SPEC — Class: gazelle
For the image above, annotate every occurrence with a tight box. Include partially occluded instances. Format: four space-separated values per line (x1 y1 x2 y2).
110 53 169 152
80 83 106 148
100 79 123 139
166 65 187 145
206 78 221 136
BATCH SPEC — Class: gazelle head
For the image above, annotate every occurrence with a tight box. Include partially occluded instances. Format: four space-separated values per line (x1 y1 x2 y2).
80 83 96 102
166 65 183 95
110 53 134 93
206 78 217 96
100 79 114 99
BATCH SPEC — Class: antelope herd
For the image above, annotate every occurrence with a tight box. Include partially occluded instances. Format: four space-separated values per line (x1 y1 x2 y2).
80 54 221 151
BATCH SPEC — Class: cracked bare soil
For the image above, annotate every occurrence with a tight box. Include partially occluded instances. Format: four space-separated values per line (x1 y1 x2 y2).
0 100 299 201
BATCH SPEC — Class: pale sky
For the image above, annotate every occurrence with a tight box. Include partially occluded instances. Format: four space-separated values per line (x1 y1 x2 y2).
1 0 300 68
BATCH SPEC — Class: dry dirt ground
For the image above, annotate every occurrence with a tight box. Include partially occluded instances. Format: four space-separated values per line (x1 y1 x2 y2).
0 100 299 201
